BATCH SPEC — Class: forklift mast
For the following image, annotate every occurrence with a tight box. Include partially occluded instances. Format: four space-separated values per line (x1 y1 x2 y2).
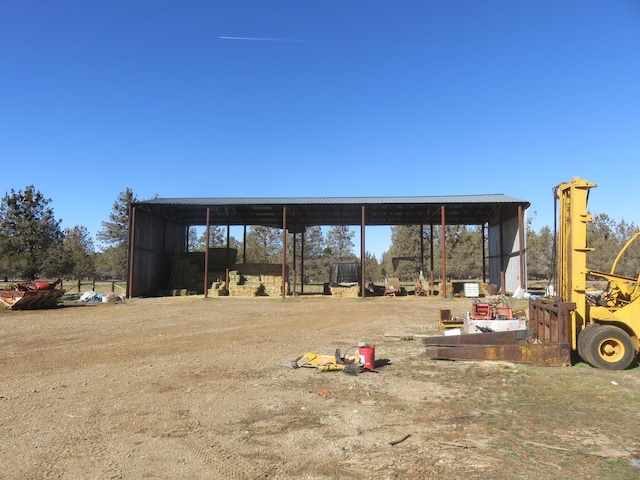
554 177 597 345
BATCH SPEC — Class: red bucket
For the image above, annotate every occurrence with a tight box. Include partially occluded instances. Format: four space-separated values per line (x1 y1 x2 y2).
358 345 376 371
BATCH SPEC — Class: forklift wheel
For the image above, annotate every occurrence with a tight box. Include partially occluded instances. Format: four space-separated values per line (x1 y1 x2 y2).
577 324 602 367
585 325 635 370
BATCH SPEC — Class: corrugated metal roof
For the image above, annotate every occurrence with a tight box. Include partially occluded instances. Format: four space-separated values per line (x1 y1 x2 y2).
141 193 525 206
133 194 529 232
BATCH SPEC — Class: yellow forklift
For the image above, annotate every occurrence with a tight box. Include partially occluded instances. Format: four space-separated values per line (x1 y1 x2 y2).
423 177 640 370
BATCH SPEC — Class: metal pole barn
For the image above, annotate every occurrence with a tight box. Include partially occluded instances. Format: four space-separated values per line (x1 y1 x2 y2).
361 205 366 299
204 207 210 298
281 207 287 299
127 206 136 298
440 206 447 298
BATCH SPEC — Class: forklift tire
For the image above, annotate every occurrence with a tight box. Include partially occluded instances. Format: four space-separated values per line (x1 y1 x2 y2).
584 325 636 370
577 324 602 366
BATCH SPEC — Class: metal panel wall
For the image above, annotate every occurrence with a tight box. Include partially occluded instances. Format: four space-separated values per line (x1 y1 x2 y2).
487 211 526 293
130 209 187 297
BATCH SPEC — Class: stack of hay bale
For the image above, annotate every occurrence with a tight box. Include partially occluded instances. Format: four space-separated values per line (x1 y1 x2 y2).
329 285 360 298
209 264 289 297
168 248 237 296
209 281 229 296
228 270 265 297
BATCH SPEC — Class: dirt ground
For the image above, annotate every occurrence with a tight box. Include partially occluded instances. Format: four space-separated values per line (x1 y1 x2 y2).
1 295 640 480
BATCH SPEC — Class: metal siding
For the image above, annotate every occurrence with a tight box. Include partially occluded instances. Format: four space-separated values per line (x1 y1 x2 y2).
502 216 523 293
488 223 502 288
487 214 525 293
131 209 187 297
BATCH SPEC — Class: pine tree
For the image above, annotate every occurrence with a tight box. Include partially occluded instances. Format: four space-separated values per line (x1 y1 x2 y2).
303 225 329 284
244 226 282 263
384 225 423 281
286 225 328 284
325 225 356 263
0 185 63 280
587 213 620 273
187 227 199 252
94 246 124 280
96 188 137 279
587 214 640 277
526 224 554 281
613 220 640 278
444 225 483 279
62 226 96 280
363 251 381 283
192 226 226 251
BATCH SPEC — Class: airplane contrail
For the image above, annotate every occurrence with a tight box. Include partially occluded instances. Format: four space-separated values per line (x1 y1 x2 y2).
218 36 306 43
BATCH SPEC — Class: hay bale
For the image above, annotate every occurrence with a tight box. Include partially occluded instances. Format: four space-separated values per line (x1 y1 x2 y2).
260 274 286 296
480 282 494 296
216 267 289 297
330 285 360 298
209 282 228 297
228 284 264 297
225 264 290 296
435 281 454 298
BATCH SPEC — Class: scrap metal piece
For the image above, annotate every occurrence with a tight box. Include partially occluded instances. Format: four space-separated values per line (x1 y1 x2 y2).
421 330 530 346
281 353 317 369
342 364 362 375
422 327 573 366
425 343 572 366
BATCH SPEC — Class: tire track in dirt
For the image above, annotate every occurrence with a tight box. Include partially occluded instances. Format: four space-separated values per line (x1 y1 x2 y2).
181 430 254 480
38 405 118 480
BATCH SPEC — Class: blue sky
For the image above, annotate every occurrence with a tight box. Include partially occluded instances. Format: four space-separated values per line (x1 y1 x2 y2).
1 1 639 258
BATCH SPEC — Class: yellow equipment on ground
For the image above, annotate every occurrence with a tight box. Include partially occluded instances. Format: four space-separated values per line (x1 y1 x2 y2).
282 352 345 370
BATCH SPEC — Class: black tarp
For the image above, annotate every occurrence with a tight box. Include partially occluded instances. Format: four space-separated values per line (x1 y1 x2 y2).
329 263 361 286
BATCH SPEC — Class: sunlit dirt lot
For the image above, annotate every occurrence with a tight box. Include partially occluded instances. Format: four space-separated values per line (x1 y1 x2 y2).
1 295 639 479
